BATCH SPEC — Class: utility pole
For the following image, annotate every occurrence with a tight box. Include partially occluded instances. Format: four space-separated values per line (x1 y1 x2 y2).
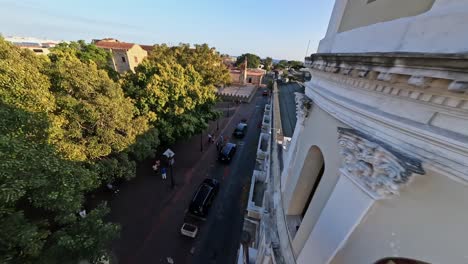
305 39 311 58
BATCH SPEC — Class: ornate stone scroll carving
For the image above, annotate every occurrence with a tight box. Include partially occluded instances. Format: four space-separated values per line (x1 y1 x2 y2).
338 128 424 199
295 92 312 124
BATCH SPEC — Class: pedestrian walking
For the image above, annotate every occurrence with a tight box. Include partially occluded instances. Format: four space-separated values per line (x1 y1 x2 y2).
152 160 160 176
208 133 213 143
161 167 167 180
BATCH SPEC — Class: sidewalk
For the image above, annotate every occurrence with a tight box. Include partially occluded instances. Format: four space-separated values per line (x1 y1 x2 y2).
109 103 242 263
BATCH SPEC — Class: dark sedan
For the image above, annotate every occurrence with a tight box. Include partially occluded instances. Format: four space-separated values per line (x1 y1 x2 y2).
218 142 237 163
233 122 247 138
188 178 220 218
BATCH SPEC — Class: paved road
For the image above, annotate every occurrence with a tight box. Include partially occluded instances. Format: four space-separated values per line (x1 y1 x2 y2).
278 82 304 137
109 90 268 264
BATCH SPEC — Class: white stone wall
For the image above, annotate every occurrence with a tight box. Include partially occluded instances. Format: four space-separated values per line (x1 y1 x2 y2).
319 0 468 54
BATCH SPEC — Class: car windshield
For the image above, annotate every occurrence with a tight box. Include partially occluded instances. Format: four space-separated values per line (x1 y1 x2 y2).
235 124 244 130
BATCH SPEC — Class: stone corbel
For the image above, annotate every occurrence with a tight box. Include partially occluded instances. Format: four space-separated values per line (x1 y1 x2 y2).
358 70 369 78
408 75 432 88
448 80 468 93
337 128 425 199
295 92 312 125
341 68 352 75
377 72 395 82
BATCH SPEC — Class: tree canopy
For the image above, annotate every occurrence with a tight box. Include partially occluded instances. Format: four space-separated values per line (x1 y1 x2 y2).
123 43 225 144
235 53 261 68
262 57 273 71
0 38 120 263
0 38 224 263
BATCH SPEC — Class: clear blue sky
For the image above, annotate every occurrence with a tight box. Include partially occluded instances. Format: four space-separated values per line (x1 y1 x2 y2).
0 0 334 60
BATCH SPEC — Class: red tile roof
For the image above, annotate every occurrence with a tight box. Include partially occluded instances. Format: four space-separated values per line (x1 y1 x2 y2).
140 45 154 52
95 41 135 50
247 69 266 76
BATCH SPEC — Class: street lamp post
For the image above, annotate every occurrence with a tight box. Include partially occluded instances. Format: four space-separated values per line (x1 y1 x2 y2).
163 149 176 189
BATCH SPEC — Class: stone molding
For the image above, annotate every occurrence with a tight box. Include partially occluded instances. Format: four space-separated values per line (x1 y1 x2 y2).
310 69 468 111
305 53 468 101
294 92 312 124
337 128 424 199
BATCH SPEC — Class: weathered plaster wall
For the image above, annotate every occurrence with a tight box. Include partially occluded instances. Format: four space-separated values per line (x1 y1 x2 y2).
112 49 130 73
318 1 468 53
331 168 468 264
338 0 435 32
127 45 147 72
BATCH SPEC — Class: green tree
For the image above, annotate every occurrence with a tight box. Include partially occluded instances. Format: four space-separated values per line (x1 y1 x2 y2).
51 41 119 80
144 43 231 87
275 60 288 70
123 55 217 144
263 57 273 71
287 60 304 70
236 53 261 68
0 37 129 263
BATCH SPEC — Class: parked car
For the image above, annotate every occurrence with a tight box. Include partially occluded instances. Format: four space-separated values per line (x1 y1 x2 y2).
262 89 269 96
218 142 237 162
233 122 247 138
188 178 220 218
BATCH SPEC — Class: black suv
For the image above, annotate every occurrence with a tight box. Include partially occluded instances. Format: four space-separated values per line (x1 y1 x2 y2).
188 178 220 218
233 122 247 138
218 142 237 163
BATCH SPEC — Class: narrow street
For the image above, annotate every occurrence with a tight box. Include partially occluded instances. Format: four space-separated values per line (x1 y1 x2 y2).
109 89 268 264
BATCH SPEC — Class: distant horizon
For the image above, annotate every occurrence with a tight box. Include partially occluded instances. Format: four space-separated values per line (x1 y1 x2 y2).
0 0 334 61
4 34 305 62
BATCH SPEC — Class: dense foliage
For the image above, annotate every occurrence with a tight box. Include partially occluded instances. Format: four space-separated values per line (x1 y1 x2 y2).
235 53 261 68
122 43 229 144
262 57 273 71
0 38 226 263
274 59 303 70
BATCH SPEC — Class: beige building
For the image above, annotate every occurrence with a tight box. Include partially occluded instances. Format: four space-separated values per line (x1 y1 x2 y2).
229 58 266 87
240 1 468 264
6 36 59 55
94 39 148 73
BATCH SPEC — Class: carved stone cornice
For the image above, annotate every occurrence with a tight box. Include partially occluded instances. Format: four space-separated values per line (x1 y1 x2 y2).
305 52 468 96
338 128 424 199
294 92 312 124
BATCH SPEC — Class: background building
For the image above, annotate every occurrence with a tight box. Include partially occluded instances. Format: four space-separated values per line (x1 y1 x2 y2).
6 36 60 55
246 1 468 264
94 38 148 73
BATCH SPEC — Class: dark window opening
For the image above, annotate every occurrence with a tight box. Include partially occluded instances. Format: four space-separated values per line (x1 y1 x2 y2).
121 56 126 63
248 77 252 83
301 163 325 218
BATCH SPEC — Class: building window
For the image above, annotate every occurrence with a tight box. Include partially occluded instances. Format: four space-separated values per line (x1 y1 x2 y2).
134 56 138 63
248 77 252 83
121 56 126 63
